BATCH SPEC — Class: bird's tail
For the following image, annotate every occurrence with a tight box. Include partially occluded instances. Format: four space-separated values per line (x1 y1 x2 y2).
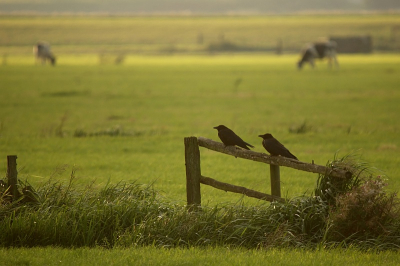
245 142 254 148
289 153 298 160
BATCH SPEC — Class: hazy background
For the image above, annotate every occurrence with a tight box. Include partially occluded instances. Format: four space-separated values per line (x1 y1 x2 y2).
0 0 399 14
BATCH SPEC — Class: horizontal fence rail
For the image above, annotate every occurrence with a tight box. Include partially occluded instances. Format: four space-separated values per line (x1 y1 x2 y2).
197 137 352 179
200 175 284 203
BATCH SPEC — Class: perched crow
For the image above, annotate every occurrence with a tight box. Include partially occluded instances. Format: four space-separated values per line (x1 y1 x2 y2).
213 125 254 150
258 133 298 160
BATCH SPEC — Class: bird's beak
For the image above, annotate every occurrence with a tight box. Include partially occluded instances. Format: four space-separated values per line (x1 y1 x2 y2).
258 135 263 138
213 126 218 129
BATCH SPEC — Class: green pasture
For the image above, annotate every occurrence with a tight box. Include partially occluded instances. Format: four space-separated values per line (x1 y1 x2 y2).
1 54 399 205
1 246 399 266
1 14 400 55
1 15 400 263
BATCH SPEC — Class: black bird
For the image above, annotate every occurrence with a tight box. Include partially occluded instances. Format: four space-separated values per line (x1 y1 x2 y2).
213 125 254 150
258 133 298 160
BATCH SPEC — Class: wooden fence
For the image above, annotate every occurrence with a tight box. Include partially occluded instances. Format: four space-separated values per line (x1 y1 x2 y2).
184 136 351 208
5 155 18 200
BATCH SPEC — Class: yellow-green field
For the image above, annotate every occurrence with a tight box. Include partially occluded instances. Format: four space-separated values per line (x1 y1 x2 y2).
1 246 400 266
1 15 400 263
1 54 399 205
1 14 400 55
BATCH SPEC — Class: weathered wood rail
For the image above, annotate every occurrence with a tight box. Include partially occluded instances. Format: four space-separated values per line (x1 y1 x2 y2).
185 136 351 208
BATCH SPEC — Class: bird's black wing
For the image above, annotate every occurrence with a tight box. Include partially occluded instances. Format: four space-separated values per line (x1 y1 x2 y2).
219 129 253 150
263 138 298 160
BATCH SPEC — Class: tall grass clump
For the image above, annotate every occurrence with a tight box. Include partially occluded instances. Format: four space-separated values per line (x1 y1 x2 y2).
327 176 400 243
315 154 400 249
315 154 366 206
0 155 399 250
0 169 161 248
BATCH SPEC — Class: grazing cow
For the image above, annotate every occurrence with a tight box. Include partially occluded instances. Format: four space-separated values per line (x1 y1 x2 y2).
33 42 56 66
297 41 338 69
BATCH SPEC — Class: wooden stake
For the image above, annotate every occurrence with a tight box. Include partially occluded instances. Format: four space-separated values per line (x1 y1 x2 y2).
184 137 201 210
270 164 281 198
7 155 18 200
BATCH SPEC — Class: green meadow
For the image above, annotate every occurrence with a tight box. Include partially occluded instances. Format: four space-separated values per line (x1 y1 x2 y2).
1 246 400 266
1 14 400 55
1 54 399 204
1 15 400 263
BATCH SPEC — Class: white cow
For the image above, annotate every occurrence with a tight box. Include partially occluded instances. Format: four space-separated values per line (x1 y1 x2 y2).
297 41 339 69
33 42 56 66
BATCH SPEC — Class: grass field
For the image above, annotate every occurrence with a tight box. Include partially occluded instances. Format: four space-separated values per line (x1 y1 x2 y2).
1 54 399 204
1 14 400 55
1 15 400 263
1 246 400 266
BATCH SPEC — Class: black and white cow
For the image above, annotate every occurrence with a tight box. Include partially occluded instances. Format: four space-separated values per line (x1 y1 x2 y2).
297 41 338 69
33 42 56 66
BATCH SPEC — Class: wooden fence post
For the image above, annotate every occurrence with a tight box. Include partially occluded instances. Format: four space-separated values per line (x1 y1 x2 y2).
7 155 18 200
270 164 281 198
184 137 201 209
